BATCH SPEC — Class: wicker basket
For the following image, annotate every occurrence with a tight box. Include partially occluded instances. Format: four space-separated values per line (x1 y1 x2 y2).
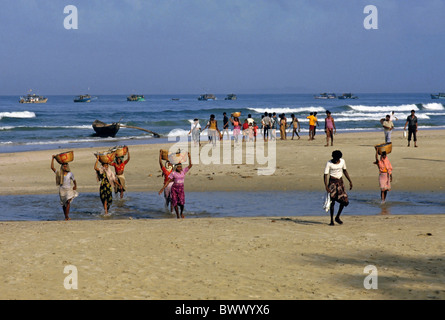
375 142 392 155
55 151 74 164
115 145 128 158
232 112 241 118
160 149 169 161
96 151 116 164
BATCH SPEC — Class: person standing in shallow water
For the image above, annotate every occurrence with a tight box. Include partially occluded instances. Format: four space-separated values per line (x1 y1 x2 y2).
51 156 78 220
374 150 392 204
323 150 353 226
159 152 193 219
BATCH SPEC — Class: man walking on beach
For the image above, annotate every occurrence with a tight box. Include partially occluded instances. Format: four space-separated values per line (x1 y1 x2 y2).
307 112 318 140
404 110 418 147
380 115 394 143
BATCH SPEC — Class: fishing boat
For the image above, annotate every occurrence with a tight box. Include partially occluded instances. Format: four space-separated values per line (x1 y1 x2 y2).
198 94 216 101
314 93 336 99
127 94 145 101
92 120 120 137
338 93 358 99
74 94 94 102
224 94 237 100
19 93 48 103
431 93 445 99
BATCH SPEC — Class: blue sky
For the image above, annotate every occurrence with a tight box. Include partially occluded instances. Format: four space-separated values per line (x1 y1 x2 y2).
1 0 445 95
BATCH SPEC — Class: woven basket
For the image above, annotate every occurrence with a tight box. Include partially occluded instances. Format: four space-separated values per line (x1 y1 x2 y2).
96 151 116 164
232 112 241 118
375 142 392 155
160 149 169 161
115 145 128 158
55 151 74 164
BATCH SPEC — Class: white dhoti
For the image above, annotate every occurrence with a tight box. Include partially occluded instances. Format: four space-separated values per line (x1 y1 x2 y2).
59 187 78 206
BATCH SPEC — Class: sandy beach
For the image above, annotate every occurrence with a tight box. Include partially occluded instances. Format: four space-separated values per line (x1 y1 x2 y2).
0 130 444 300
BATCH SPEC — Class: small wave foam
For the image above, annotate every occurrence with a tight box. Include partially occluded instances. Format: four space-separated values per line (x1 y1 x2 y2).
347 104 419 112
0 111 36 120
422 103 444 111
248 107 326 114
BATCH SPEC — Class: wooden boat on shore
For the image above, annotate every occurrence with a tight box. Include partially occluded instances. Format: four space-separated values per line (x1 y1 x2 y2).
19 93 48 103
92 120 161 138
92 120 120 137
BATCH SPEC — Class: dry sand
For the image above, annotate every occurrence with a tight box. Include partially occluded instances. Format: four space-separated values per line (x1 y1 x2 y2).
0 130 444 300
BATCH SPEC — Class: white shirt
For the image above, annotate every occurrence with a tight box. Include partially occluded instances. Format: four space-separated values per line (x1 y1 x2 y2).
324 159 347 179
190 122 201 132
60 172 75 189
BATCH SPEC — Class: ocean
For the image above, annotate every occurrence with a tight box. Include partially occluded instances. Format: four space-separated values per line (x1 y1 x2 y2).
1 93 445 153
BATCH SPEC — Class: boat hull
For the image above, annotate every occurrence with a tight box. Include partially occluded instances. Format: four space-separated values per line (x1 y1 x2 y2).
19 98 48 103
92 120 120 137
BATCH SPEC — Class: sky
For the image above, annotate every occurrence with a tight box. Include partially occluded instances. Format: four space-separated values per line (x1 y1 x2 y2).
1 0 445 95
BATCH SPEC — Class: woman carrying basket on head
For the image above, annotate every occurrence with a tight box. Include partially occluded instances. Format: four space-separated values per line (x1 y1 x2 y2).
374 149 392 204
94 155 121 215
159 152 193 219
51 155 78 220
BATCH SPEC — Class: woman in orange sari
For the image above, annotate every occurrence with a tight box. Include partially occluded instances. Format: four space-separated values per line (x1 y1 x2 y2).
374 150 393 203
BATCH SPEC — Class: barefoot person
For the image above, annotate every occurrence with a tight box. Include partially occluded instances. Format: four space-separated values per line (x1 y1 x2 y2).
323 150 353 226
111 149 130 199
94 156 121 215
404 109 418 147
159 152 193 219
51 156 78 220
159 150 174 213
374 150 392 203
290 114 300 140
324 110 336 146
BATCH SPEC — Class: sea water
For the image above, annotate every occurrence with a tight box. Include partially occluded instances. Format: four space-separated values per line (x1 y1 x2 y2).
0 191 444 221
1 93 445 153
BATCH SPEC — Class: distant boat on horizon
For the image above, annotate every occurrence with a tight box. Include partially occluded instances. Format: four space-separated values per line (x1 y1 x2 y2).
431 93 445 99
224 93 237 100
74 94 96 102
338 93 358 99
314 93 336 99
198 94 216 101
127 94 145 101
19 93 48 103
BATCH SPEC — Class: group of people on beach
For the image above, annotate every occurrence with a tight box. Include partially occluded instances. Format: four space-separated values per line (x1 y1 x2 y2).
50 150 131 220
188 110 338 146
49 109 419 224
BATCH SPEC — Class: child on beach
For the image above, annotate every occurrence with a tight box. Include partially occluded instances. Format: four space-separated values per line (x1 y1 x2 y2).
253 122 259 142
324 150 353 226
324 110 336 146
51 156 78 220
159 152 193 219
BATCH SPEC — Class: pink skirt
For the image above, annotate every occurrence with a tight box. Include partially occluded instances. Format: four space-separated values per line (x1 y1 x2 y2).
379 173 391 191
171 183 185 207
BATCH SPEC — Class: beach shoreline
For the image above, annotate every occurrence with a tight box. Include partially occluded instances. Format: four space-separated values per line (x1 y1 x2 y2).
1 130 444 196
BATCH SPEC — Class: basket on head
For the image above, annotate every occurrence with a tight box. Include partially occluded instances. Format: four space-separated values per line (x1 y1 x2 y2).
374 142 392 155
232 112 241 118
96 151 116 164
168 150 188 165
160 149 169 161
55 151 74 164
115 145 128 158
